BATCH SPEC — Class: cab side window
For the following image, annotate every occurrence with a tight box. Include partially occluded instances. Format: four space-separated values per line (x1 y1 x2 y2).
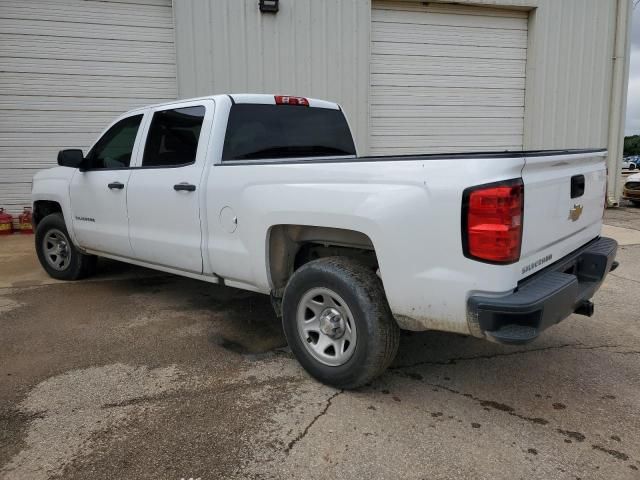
142 106 205 168
86 115 143 169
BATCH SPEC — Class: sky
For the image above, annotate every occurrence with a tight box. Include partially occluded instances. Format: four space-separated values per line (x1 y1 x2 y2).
626 3 640 136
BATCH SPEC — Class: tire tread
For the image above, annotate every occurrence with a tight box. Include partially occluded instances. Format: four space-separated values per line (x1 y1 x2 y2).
282 256 400 389
35 213 96 281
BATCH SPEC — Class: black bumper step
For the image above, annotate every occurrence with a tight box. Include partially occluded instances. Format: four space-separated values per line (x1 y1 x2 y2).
469 237 618 345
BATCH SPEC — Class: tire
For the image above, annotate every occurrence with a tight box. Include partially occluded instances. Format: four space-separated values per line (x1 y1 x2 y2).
632 200 640 207
282 257 400 389
35 213 97 280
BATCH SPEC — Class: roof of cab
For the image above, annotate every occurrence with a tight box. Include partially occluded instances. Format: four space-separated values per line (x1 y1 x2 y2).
126 94 340 115
229 94 340 110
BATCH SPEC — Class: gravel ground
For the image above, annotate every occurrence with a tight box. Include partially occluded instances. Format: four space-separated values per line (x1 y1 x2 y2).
0 206 639 480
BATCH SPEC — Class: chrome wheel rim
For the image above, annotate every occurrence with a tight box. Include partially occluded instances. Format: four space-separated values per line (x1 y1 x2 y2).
43 228 71 271
296 287 357 367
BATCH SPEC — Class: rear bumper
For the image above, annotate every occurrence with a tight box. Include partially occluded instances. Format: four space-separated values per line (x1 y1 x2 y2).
468 237 618 345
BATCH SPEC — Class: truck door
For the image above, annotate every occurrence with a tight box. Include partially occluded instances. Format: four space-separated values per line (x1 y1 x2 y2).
69 113 144 257
126 102 211 273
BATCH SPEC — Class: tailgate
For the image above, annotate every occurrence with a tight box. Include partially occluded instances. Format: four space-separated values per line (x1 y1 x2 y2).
518 150 607 279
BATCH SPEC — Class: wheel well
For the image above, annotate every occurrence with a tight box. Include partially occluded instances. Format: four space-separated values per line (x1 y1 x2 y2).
267 225 378 295
33 200 62 228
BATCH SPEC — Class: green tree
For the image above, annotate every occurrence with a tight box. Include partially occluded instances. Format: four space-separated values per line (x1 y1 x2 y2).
624 135 640 157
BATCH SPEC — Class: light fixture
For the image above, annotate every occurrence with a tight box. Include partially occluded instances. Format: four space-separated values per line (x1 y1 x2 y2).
259 0 279 13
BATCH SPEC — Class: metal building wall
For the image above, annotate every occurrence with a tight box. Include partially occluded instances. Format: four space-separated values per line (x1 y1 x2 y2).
173 0 370 152
369 1 530 155
174 1 628 185
518 0 618 150
0 0 177 218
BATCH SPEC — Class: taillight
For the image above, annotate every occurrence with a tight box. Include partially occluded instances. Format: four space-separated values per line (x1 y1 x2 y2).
274 95 309 106
462 179 524 264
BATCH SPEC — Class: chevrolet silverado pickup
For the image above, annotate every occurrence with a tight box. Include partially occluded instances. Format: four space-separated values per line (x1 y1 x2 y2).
31 94 618 388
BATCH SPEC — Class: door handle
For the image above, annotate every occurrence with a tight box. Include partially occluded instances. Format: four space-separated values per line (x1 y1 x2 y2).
174 183 196 192
108 182 125 190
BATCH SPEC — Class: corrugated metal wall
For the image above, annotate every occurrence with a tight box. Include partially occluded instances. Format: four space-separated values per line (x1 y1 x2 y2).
369 1 529 155
519 0 617 150
0 0 177 218
174 0 620 157
173 0 370 152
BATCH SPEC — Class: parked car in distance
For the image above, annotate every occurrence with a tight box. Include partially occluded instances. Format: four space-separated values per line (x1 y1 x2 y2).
623 172 640 206
622 157 637 171
31 94 618 388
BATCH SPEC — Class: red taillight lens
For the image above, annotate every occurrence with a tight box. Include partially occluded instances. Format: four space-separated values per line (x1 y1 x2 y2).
274 95 309 106
463 179 524 264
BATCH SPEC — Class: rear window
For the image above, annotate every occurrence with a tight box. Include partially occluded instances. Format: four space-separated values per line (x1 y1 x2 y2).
222 104 356 161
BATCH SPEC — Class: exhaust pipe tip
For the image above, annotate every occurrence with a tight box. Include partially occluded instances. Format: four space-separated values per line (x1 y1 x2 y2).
574 300 595 317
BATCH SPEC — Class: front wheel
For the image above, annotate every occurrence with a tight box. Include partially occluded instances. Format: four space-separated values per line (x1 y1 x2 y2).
35 213 96 280
282 257 400 389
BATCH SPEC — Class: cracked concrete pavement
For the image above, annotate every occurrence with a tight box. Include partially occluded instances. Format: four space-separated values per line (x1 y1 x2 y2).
1 206 639 480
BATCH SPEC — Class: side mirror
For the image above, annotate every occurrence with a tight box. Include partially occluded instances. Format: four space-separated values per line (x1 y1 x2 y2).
57 149 85 168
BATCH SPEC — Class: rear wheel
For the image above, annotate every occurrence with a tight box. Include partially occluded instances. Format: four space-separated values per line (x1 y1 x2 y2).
35 213 96 280
282 257 399 389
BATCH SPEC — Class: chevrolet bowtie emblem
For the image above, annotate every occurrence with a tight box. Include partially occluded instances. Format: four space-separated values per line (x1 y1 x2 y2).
568 204 583 222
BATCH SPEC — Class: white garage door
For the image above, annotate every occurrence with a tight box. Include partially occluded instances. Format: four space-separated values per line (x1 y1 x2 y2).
0 0 177 217
370 1 528 156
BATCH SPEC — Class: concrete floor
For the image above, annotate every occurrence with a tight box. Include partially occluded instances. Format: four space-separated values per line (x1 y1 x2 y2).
1 207 639 480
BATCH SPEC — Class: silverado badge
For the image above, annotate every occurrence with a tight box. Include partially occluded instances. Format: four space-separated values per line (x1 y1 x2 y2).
568 204 583 222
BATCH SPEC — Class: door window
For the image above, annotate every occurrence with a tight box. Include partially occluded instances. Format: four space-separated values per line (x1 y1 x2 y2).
142 106 206 167
86 115 143 169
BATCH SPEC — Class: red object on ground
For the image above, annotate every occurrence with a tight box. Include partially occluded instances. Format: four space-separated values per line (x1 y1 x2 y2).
0 208 13 235
18 207 33 234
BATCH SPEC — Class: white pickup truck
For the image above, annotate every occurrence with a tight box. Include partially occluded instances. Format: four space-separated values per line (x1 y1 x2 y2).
32 94 618 388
